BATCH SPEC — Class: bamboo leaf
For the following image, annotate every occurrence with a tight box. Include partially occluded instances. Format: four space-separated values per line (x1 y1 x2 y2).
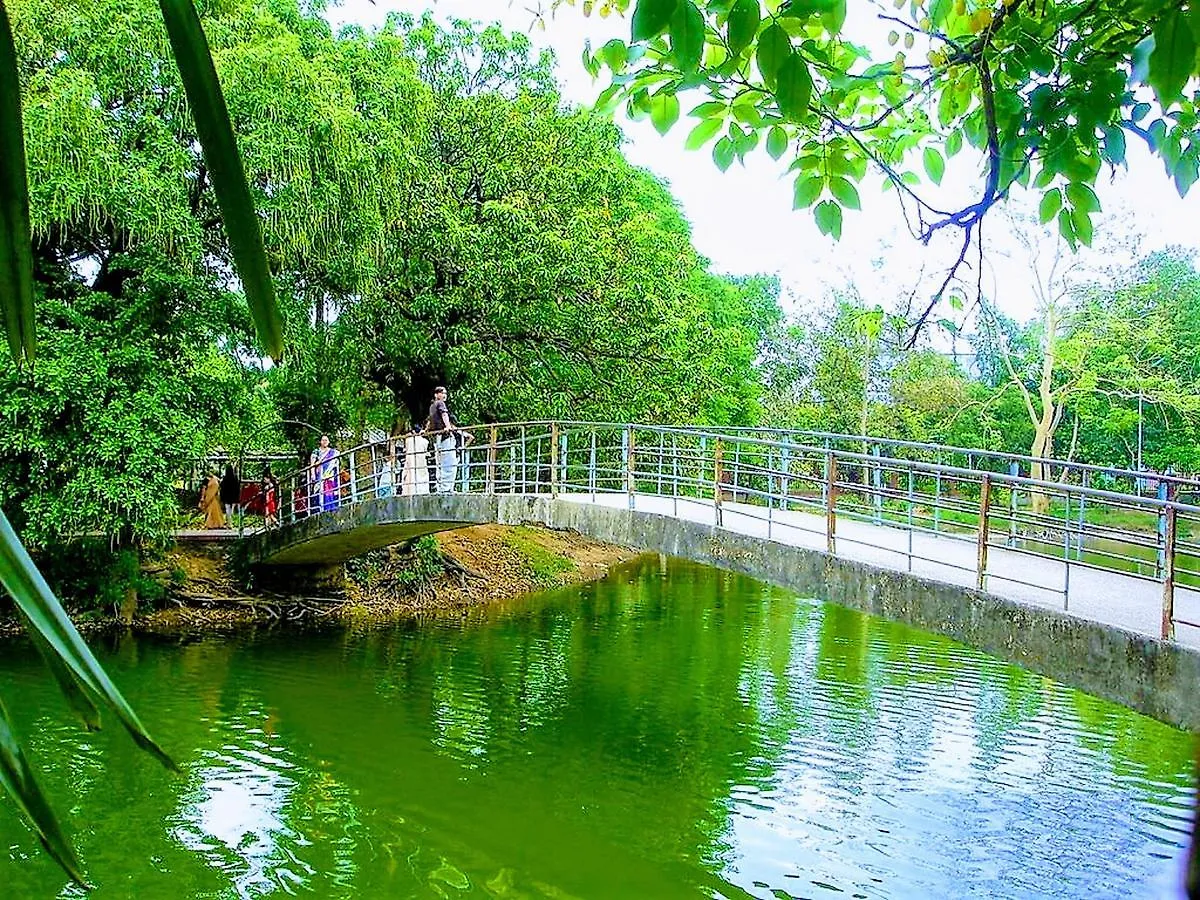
158 0 284 360
0 696 87 885
0 510 176 771
0 0 35 366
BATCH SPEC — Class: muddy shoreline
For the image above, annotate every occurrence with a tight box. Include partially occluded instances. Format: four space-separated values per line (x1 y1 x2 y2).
0 525 640 640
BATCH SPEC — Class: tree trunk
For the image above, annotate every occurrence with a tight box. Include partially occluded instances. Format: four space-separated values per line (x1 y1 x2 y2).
119 585 138 624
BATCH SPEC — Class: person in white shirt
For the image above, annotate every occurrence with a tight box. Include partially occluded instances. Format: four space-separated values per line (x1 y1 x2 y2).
401 424 430 496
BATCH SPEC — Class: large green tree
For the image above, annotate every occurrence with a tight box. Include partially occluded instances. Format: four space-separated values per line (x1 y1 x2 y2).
280 14 784 431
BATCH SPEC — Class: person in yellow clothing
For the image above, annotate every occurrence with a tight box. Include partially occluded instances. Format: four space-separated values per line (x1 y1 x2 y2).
198 472 226 529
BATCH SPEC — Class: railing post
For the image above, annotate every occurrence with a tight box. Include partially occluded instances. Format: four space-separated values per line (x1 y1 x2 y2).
560 430 568 492
589 430 597 497
933 466 941 533
520 426 527 493
872 444 883 525
780 443 790 512
714 438 724 527
825 451 837 554
486 425 497 495
977 474 992 591
1008 461 1019 547
657 432 665 495
626 425 636 510
906 469 914 571
1157 480 1168 578
1076 470 1088 560
551 423 560 499
1162 504 1177 640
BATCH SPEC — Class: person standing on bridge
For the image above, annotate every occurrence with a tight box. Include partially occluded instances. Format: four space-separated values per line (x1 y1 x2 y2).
198 472 225 529
220 464 241 525
429 386 458 493
310 435 340 512
402 423 430 495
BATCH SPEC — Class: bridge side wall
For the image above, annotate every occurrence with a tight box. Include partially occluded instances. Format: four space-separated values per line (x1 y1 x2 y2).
250 494 1200 731
494 496 1200 732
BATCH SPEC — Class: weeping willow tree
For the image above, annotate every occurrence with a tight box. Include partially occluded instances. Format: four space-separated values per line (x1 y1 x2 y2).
0 0 285 883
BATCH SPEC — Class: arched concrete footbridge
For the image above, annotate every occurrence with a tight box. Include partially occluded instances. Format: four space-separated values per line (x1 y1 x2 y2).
239 422 1200 730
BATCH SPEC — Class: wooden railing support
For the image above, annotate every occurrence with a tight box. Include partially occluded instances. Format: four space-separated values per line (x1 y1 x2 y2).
1162 504 1177 640
976 475 992 591
825 451 837 554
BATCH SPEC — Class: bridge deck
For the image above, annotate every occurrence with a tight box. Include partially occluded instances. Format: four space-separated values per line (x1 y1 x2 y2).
561 492 1200 650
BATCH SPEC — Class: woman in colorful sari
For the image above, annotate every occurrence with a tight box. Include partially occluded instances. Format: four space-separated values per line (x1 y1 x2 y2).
310 435 340 512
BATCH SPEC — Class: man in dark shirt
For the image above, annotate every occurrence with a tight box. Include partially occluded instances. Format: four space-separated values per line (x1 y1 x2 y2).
429 386 457 492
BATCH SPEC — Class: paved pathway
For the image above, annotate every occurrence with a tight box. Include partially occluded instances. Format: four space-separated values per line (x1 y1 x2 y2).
557 492 1200 650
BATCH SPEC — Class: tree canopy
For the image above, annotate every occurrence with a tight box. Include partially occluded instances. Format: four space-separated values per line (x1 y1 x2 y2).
556 0 1200 338
1 0 784 560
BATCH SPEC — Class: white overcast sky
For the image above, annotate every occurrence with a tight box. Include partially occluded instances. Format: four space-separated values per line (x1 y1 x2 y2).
328 0 1200 330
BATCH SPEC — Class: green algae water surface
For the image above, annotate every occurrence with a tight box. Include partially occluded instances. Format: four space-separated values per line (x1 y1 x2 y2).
0 557 1195 898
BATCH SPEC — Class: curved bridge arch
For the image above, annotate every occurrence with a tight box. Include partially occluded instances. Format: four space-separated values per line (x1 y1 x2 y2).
247 495 512 565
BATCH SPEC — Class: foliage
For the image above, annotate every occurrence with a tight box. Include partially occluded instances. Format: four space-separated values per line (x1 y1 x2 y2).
265 12 785 430
0 0 281 880
767 250 1200 475
556 0 1200 335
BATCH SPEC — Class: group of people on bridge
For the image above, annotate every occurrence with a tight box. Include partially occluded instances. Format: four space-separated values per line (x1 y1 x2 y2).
196 387 472 529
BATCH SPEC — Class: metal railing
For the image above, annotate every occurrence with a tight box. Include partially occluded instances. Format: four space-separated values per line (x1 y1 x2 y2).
249 422 1200 642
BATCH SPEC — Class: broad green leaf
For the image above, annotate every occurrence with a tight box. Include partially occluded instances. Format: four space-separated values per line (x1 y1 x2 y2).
766 125 788 160
0 697 86 885
827 175 860 209
1147 10 1195 104
814 198 843 238
650 90 680 134
923 147 945 185
632 0 678 41
713 135 736 171
1039 187 1062 224
688 100 726 117
1071 205 1094 246
1102 126 1126 166
581 43 601 78
727 0 760 57
793 175 823 208
0 510 175 773
929 0 953 27
0 1 34 365
731 103 762 127
774 52 812 122
595 83 624 115
756 24 790 89
600 38 628 72
1066 181 1100 213
948 294 964 311
1057 206 1077 248
685 116 724 149
669 1 705 72
946 129 963 157
159 0 284 361
821 0 847 34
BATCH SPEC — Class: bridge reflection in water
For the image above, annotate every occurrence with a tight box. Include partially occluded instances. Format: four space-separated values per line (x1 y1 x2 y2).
244 422 1200 648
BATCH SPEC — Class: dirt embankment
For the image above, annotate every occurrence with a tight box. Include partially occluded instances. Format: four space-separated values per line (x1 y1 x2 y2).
137 525 638 633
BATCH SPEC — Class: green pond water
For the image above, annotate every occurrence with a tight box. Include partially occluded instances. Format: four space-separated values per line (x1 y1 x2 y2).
0 557 1195 899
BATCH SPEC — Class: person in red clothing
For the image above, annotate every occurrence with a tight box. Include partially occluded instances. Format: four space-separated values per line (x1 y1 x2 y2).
261 464 279 528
